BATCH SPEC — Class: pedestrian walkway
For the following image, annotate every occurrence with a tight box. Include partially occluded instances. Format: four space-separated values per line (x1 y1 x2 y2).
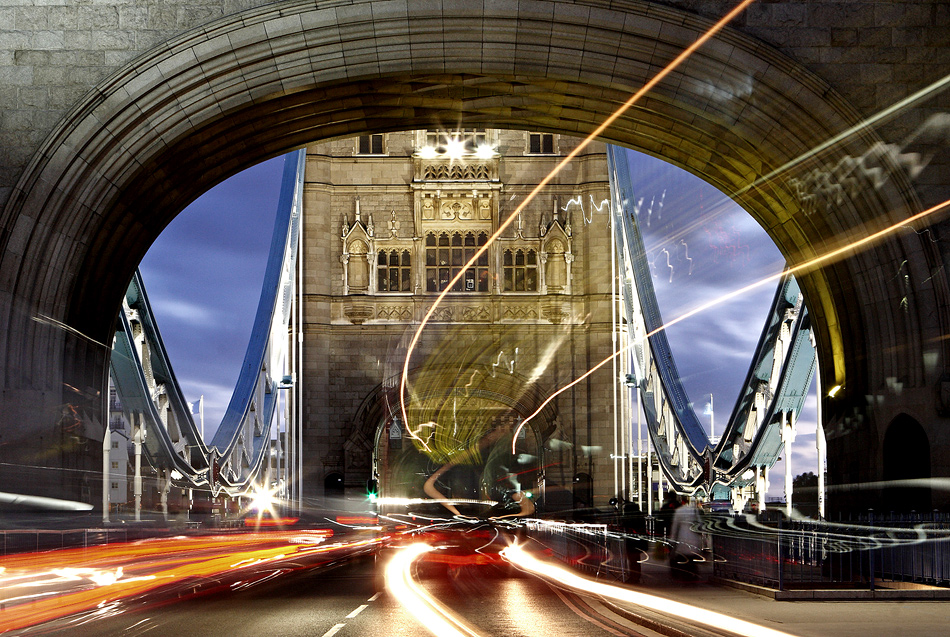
605 557 950 637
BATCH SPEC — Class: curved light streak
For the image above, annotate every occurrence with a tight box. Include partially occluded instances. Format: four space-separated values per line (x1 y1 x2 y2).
384 543 485 637
400 0 759 449
501 543 795 637
510 195 950 450
0 533 378 632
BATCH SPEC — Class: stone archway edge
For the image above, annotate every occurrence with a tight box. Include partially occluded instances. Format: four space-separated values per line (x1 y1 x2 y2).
2 0 866 368
0 0 939 509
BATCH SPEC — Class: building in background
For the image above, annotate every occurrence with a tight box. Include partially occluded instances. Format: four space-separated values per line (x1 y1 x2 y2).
107 385 131 510
298 129 628 513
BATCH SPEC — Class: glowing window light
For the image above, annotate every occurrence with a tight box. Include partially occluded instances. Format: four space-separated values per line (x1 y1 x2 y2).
418 146 438 159
475 144 495 159
444 137 466 160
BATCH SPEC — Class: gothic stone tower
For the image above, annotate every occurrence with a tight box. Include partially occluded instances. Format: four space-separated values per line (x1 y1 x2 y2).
299 129 615 512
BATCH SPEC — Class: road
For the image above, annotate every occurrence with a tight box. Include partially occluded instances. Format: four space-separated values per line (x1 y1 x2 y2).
10 550 656 637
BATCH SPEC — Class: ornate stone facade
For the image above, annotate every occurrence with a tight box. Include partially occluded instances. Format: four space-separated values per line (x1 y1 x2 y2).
300 130 614 508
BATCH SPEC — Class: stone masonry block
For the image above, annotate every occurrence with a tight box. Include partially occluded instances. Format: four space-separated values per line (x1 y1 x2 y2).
76 6 120 31
0 65 34 86
30 31 65 50
91 30 135 50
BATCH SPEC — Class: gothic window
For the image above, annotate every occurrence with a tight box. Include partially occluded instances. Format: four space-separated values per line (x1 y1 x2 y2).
357 134 384 155
347 240 369 292
377 249 412 292
545 239 567 291
503 249 538 292
527 132 555 155
425 232 489 293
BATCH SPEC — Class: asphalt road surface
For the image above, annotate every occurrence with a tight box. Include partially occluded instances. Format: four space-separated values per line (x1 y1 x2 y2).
14 555 655 637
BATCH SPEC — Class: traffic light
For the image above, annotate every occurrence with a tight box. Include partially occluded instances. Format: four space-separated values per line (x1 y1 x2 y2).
366 478 379 503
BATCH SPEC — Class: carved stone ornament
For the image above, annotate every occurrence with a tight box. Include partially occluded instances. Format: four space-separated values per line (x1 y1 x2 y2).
422 198 436 220
440 199 473 220
344 305 375 324
377 306 413 321
541 301 569 324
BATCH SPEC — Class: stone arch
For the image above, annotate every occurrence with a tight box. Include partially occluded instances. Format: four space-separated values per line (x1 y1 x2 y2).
323 472 345 500
353 367 560 498
0 0 939 500
882 414 932 513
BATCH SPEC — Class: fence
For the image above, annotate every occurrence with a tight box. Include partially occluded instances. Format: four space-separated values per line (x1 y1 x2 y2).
712 511 950 590
523 519 641 582
0 528 134 556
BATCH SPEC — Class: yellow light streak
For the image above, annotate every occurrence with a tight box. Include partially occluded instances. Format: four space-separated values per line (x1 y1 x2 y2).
384 543 485 637
510 195 950 448
501 543 796 637
400 0 759 448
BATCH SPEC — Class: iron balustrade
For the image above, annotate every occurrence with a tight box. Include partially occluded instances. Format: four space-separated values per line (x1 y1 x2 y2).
711 511 950 590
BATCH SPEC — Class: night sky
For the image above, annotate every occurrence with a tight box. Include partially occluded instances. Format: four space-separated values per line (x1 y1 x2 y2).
138 145 820 497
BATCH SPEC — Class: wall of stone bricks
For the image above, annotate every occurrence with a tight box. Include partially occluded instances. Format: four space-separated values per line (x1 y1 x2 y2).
298 129 618 506
0 0 272 207
2 1 947 211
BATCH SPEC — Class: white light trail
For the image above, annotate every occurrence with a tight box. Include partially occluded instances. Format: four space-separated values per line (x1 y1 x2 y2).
385 543 485 637
501 544 796 637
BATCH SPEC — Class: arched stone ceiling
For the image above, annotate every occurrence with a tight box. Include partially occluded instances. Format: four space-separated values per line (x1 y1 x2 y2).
0 0 935 403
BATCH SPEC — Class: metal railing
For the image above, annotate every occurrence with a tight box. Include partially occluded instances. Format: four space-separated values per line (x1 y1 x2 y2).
712 511 950 590
0 528 132 556
523 518 644 582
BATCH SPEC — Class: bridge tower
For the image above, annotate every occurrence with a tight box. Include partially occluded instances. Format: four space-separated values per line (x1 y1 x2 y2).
297 130 616 510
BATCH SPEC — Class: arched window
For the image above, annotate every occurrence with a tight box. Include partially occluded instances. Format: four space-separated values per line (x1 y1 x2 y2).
377 249 411 292
503 249 538 291
425 232 489 293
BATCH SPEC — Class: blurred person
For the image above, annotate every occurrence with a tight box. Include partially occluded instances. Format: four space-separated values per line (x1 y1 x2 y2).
669 496 703 580
653 490 680 561
616 499 647 584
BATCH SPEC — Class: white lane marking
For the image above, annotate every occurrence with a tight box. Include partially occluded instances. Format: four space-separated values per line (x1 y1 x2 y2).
368 592 381 602
321 623 347 637
346 604 369 619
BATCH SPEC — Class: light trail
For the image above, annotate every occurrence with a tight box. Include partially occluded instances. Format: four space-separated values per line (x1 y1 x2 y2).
399 0 759 450
734 73 950 199
501 543 796 637
0 532 378 632
384 543 485 637
511 195 950 448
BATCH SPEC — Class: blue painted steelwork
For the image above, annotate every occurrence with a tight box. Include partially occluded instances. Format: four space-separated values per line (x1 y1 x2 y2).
607 146 816 495
112 272 212 482
110 149 305 496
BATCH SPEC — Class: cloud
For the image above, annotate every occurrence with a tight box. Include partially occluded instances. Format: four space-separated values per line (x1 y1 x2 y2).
138 157 285 428
149 298 214 328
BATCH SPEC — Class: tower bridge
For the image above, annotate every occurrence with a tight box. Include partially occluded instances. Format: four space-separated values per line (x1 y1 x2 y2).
102 133 817 522
0 1 948 514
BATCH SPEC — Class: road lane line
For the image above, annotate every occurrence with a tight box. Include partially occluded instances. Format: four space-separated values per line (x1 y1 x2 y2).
368 592 381 602
346 604 369 619
321 623 347 637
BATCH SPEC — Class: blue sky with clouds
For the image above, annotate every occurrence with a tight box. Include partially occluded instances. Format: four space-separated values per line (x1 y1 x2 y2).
138 147 820 498
626 149 821 497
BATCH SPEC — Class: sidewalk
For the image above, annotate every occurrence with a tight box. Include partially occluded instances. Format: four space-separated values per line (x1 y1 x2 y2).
603 557 950 637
